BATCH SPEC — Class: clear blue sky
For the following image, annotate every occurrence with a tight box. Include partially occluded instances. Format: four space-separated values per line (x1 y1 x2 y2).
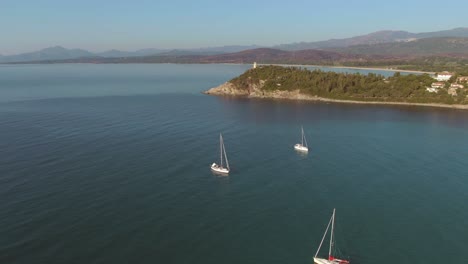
1 0 467 54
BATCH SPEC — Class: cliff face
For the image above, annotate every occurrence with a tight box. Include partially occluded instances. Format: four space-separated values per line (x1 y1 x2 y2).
204 80 317 100
204 82 250 96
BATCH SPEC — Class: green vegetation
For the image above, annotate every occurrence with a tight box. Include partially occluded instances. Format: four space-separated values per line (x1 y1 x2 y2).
230 66 468 105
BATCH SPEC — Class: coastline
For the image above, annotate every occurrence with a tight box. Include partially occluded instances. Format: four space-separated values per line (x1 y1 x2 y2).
285 95 468 110
204 83 468 110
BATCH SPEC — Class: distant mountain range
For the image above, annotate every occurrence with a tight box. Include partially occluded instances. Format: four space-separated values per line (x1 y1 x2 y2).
274 27 468 50
193 48 375 64
0 46 95 63
9 48 390 65
331 37 468 56
1 27 468 63
0 45 261 63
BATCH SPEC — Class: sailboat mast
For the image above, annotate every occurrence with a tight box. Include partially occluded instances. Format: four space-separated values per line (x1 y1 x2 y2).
304 129 308 148
301 126 304 146
329 208 335 258
223 140 230 170
315 212 333 258
220 134 224 167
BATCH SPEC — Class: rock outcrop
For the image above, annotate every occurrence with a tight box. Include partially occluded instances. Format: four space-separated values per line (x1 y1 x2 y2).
204 80 317 100
204 82 249 96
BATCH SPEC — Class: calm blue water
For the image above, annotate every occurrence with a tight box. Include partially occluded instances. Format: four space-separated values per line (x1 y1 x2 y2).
0 64 467 264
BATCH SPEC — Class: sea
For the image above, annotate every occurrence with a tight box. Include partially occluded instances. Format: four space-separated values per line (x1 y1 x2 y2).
0 64 467 264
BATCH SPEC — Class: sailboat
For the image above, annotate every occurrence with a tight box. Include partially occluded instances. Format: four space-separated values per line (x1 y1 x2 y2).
313 209 350 264
294 126 309 152
211 133 230 174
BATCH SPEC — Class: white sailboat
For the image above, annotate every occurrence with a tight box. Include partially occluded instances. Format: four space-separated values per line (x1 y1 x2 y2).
313 209 350 264
211 133 230 174
294 126 309 152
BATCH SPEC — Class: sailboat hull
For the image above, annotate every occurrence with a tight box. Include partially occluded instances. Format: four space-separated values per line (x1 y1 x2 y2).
211 163 229 174
314 258 333 264
294 144 308 152
314 257 349 264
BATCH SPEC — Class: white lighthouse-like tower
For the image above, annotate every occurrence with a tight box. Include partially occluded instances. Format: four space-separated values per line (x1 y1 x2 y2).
253 62 257 69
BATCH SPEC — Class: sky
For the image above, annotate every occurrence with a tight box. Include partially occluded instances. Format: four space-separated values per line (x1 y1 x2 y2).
1 0 467 55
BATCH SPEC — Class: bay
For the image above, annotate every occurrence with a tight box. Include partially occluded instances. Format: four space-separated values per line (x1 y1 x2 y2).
0 64 467 264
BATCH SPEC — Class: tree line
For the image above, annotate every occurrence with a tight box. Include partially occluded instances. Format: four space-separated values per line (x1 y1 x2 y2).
230 66 467 104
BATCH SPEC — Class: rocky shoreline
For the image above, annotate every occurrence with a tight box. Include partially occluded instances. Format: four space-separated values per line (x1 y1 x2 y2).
204 82 468 110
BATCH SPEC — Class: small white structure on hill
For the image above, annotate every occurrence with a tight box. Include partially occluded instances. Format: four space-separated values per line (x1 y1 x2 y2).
431 82 445 88
450 83 464 89
427 82 444 93
435 71 453 81
253 62 257 69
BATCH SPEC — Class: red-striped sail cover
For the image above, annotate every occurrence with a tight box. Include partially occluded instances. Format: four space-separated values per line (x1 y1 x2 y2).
328 256 350 264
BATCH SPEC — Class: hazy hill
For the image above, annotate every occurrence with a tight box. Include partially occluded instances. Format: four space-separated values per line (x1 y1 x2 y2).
0 45 261 63
275 28 468 50
15 48 386 65
185 45 262 54
415 27 468 38
154 49 225 56
97 48 168 58
0 46 95 63
95 47 260 58
332 37 468 56
197 48 373 64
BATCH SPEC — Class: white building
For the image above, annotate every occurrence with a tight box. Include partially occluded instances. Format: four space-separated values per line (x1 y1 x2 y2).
427 82 444 93
431 82 445 88
253 62 257 69
450 83 464 89
435 71 454 81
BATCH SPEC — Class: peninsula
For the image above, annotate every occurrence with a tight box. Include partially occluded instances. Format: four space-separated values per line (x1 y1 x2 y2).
204 65 468 109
